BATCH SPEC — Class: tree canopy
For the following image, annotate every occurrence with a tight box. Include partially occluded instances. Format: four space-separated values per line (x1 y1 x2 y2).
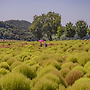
0 20 36 41
29 12 61 40
75 20 88 39
65 22 76 38
0 13 90 41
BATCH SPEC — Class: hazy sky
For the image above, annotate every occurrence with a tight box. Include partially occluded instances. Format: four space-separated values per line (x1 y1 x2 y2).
0 0 90 25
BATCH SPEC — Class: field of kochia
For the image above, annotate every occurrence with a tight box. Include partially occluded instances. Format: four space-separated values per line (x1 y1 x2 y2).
0 40 90 90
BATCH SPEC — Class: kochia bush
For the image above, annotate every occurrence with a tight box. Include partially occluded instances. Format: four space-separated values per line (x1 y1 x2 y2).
31 78 57 90
0 72 30 90
68 78 90 90
43 73 60 88
0 68 10 75
77 54 90 66
72 65 87 74
84 61 90 70
61 62 77 70
65 70 84 85
0 62 9 70
10 61 22 70
12 63 36 79
37 65 57 78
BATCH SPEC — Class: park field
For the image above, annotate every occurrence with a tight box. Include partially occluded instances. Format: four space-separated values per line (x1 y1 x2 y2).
0 40 90 90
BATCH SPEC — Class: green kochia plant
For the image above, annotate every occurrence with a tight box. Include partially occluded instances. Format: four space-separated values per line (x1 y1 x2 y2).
77 53 90 66
10 61 22 70
0 62 10 70
0 72 30 90
72 65 87 74
31 78 57 90
84 61 90 70
37 65 57 78
68 78 90 90
12 63 36 79
0 68 10 75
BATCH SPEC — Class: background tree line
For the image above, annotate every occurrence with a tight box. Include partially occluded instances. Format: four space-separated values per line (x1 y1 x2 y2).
57 21 90 40
30 11 90 41
0 20 36 41
0 11 90 41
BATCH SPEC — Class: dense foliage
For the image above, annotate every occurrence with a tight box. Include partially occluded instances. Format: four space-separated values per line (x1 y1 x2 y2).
0 20 36 41
5 20 31 31
30 12 61 40
0 12 90 41
75 20 88 39
0 40 89 90
30 12 90 40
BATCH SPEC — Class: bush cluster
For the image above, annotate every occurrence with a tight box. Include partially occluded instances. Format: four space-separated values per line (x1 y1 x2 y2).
12 63 36 79
0 40 89 90
0 73 30 90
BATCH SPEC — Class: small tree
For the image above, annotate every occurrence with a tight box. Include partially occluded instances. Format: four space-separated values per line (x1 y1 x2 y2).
65 22 76 38
29 15 44 40
75 20 88 39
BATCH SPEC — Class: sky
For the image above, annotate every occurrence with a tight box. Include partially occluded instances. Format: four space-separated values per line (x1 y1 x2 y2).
0 0 90 26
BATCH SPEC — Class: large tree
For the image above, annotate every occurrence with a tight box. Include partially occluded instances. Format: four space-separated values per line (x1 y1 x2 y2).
29 12 61 40
75 20 88 39
65 22 76 38
29 15 44 40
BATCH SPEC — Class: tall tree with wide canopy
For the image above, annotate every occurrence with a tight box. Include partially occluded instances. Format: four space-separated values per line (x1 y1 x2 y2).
65 22 76 38
29 15 44 40
75 20 88 39
29 12 61 40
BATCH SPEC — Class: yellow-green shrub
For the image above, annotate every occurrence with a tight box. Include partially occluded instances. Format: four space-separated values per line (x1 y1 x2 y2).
0 68 10 75
60 68 70 78
0 62 9 70
10 61 22 70
12 63 36 79
6 57 17 66
61 62 78 70
26 60 37 66
1 54 13 62
59 84 65 90
30 64 40 71
84 73 90 78
84 46 90 52
43 59 61 70
43 73 60 88
84 61 90 69
68 78 90 90
87 67 90 73
66 55 77 63
77 54 90 66
37 65 57 78
0 72 30 90
31 78 57 90
72 66 87 74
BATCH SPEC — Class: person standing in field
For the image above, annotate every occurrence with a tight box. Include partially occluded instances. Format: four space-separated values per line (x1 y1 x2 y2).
40 42 42 47
44 42 47 47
